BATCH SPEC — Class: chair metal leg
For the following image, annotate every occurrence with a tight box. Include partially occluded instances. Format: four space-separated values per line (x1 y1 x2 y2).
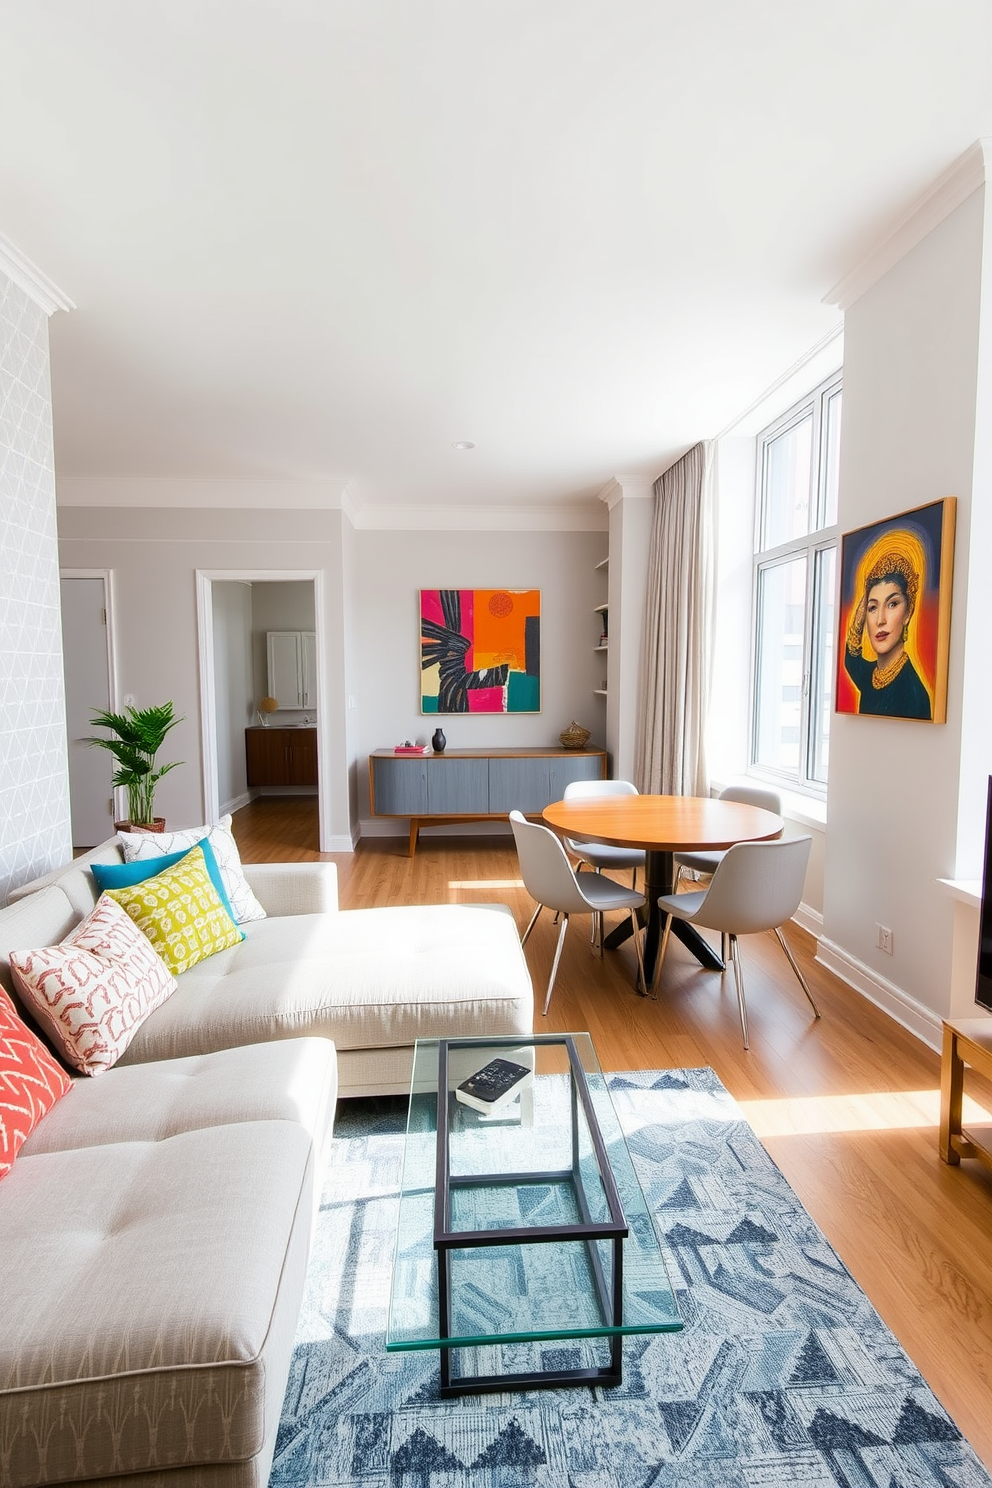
773 926 821 1018
721 932 729 963
728 934 749 1050
543 914 570 1016
649 914 674 1000
629 907 647 995
521 903 542 946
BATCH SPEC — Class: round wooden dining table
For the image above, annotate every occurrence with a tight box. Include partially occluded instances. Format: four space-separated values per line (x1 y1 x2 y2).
542 794 784 986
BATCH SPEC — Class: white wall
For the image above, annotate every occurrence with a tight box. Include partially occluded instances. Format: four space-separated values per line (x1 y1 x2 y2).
57 507 609 847
821 185 990 1036
604 482 653 782
57 506 353 848
211 581 253 812
353 527 608 835
0 272 71 900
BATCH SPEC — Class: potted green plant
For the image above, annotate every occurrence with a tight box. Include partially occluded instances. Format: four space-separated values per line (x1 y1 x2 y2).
87 702 184 832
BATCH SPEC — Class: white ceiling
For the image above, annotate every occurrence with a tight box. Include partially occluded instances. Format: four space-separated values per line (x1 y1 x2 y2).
2 1 992 515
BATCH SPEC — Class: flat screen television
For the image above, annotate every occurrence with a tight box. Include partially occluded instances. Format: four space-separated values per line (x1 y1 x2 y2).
976 776 992 1011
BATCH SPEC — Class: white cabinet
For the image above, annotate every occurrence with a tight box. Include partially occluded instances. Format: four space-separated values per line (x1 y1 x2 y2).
266 631 317 710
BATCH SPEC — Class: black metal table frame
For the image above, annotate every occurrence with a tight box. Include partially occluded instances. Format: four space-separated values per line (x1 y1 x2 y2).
604 847 724 983
433 1034 627 1397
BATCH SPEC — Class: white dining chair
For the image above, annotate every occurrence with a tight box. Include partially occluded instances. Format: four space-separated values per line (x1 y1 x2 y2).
510 810 647 1014
561 778 646 888
672 784 782 891
650 834 820 1049
561 778 647 950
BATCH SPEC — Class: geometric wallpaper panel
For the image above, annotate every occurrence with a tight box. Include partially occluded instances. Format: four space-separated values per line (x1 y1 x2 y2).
0 271 72 904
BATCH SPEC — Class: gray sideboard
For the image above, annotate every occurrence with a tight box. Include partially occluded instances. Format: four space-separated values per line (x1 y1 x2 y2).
368 747 607 855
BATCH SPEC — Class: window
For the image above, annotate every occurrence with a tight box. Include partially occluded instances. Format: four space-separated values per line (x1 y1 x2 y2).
751 374 841 792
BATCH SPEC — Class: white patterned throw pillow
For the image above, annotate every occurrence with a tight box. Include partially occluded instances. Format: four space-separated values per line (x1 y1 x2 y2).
10 895 178 1076
118 815 266 924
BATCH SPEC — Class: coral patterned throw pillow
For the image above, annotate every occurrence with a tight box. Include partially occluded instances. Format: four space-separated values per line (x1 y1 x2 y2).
0 989 73 1179
9 895 177 1076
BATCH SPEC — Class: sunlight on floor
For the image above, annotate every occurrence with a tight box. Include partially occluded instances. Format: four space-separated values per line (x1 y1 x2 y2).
738 1088 992 1137
447 879 525 890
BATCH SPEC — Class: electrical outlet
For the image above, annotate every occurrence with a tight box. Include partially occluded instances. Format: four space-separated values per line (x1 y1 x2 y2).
123 693 136 708
876 923 893 954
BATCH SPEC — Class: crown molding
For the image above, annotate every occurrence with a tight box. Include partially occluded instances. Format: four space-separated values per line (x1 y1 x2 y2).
351 502 607 532
56 476 353 509
0 233 74 315
597 474 654 509
826 139 992 311
340 479 363 527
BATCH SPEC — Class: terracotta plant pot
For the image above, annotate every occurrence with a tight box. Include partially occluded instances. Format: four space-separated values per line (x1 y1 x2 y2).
114 818 166 834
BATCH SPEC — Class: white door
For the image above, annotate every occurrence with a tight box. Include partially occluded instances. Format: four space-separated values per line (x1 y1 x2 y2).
302 631 317 709
60 576 115 847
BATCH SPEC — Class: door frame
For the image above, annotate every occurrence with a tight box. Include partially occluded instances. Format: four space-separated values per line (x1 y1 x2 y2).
59 568 122 822
195 569 329 850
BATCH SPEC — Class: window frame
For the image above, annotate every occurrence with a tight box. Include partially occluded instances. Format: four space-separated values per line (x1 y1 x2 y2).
748 372 841 796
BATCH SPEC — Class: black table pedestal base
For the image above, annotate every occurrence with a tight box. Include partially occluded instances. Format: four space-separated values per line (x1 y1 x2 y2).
602 848 724 986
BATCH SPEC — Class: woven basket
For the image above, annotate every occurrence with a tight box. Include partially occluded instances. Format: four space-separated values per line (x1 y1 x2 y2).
559 721 591 749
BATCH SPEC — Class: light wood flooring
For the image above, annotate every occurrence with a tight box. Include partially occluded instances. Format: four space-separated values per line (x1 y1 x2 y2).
234 796 992 1467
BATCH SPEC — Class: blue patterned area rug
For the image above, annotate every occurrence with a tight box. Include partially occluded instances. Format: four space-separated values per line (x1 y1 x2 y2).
271 1068 991 1487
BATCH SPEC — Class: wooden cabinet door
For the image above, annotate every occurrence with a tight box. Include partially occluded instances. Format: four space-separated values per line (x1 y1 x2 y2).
371 756 429 814
426 757 487 814
285 732 318 786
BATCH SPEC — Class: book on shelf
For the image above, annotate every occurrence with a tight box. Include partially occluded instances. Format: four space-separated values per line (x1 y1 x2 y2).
393 743 430 754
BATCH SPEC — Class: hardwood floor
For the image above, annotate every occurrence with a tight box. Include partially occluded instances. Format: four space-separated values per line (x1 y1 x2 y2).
234 796 992 1467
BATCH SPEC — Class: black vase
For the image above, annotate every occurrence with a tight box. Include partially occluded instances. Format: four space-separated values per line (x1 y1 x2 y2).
432 727 447 753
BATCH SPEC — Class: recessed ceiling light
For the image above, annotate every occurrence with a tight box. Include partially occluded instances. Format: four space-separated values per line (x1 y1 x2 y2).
452 441 475 450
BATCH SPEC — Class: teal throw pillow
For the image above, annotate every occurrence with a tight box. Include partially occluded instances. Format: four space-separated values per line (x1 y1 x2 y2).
91 838 242 932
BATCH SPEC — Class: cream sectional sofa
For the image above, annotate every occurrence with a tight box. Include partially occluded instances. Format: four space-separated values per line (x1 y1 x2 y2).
3 837 534 1098
0 840 534 1488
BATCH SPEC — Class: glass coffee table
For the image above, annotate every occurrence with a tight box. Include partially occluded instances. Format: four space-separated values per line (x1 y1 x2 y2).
386 1032 681 1397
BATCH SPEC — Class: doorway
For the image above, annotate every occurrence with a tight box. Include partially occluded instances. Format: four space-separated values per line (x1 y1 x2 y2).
196 570 329 850
60 571 116 848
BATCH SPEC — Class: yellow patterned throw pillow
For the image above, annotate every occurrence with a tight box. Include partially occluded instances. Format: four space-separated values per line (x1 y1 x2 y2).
105 845 244 974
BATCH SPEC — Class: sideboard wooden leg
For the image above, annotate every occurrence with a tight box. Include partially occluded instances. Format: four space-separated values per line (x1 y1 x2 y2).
408 819 420 857
940 1022 964 1165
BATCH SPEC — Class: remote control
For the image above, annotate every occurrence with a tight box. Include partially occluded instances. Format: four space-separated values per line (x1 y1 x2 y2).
455 1057 531 1113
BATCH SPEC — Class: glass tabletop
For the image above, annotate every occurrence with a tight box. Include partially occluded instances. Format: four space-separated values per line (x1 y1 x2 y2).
386 1032 682 1352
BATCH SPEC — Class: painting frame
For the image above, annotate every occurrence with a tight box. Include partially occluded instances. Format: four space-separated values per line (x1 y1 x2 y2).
420 588 541 715
835 497 956 724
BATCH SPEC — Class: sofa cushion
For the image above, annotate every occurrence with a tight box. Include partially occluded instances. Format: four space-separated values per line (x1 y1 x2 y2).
9 895 177 1075
0 1121 315 1487
119 815 266 925
0 990 72 1180
115 902 533 1065
105 845 245 975
20 1037 338 1159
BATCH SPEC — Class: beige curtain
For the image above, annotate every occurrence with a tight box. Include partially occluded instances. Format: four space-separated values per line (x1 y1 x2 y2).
635 440 714 796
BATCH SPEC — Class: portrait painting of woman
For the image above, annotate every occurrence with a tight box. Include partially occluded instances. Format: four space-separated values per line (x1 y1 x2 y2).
836 499 956 724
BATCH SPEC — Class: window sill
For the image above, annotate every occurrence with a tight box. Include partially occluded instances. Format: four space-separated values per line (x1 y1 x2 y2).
710 776 827 834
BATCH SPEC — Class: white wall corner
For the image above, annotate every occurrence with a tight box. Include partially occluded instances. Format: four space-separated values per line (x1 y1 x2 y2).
0 232 74 315
340 479 363 527
597 474 655 509
826 139 992 311
815 936 943 1053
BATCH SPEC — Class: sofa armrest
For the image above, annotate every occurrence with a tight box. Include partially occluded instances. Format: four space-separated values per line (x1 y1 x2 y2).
241 861 339 917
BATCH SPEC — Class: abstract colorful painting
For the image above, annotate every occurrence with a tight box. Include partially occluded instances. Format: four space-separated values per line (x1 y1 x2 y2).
836 498 955 723
421 589 541 713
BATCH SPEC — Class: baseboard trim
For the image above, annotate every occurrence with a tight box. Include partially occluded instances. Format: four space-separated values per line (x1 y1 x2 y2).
815 936 942 1052
793 902 823 939
220 790 255 816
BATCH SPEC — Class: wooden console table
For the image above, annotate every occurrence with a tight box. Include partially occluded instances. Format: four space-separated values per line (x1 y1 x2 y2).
939 1017 992 1168
368 746 606 855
